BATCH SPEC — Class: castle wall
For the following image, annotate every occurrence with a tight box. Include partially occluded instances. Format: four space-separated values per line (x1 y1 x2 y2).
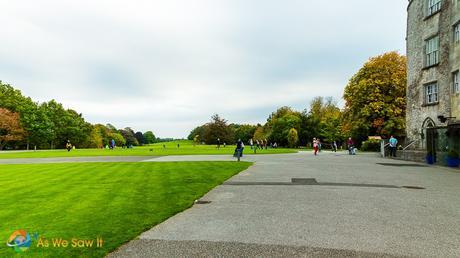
406 0 455 150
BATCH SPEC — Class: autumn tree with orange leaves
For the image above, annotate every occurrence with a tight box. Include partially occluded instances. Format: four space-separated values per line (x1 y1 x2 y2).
342 51 407 143
0 108 24 150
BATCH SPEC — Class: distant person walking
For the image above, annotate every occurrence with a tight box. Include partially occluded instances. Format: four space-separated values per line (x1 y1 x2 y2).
66 140 72 152
347 137 355 155
234 139 243 161
332 141 338 152
313 138 319 155
217 138 221 149
249 138 254 149
389 135 398 157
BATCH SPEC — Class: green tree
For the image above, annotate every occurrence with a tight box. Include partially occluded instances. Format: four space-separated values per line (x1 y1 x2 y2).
193 134 200 146
119 127 139 146
106 123 118 132
298 110 320 146
108 132 126 146
203 114 234 144
231 124 257 143
0 81 53 149
264 107 302 146
309 97 342 143
134 131 145 145
22 103 54 149
88 126 103 148
287 128 299 148
343 51 406 143
253 125 267 141
143 131 156 144
188 125 206 142
41 100 91 148
93 124 111 146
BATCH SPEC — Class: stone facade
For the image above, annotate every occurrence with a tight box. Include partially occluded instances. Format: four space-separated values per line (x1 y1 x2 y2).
406 0 460 151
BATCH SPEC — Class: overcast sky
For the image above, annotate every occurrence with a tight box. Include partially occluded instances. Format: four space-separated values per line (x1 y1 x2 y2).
0 0 407 138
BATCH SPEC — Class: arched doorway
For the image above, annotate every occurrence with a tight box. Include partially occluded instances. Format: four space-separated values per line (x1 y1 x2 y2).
423 118 436 162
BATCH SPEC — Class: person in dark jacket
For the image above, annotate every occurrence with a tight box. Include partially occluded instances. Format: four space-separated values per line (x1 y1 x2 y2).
235 139 243 161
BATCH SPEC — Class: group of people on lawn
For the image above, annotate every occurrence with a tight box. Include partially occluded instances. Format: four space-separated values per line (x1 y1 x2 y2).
233 135 399 160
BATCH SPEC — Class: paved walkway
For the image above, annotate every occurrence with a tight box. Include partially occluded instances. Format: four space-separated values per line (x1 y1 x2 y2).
108 151 460 258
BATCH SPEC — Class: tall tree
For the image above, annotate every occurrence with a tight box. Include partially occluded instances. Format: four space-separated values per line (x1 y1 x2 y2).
287 128 299 148
0 81 53 149
187 125 206 142
298 110 320 146
253 125 267 141
134 131 145 145
203 114 234 144
41 100 91 148
119 127 139 146
264 107 302 146
309 97 342 143
88 126 103 148
0 108 24 150
343 51 406 143
108 132 126 146
231 124 257 143
143 131 156 144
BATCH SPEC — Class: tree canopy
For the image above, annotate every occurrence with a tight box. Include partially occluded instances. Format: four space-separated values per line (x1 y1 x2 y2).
0 81 156 150
343 51 407 141
188 52 407 148
0 108 24 150
203 114 234 144
143 131 156 144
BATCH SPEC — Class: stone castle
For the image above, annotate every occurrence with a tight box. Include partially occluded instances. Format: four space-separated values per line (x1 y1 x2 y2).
405 0 459 161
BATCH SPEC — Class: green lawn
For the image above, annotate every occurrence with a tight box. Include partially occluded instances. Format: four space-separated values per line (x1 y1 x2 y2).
0 161 252 257
0 140 296 159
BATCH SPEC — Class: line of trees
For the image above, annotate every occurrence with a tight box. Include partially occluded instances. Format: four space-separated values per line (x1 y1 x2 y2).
188 51 407 148
188 96 341 147
0 82 157 150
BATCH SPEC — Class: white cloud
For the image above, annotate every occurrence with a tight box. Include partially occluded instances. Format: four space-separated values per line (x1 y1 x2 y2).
0 0 407 138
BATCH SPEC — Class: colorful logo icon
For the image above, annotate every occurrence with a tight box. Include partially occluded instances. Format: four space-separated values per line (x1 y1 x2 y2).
7 230 32 253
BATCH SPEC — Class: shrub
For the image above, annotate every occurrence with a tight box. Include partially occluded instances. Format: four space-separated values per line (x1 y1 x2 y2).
361 139 381 152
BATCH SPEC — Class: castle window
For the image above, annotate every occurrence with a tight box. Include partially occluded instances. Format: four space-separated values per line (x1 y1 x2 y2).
427 0 442 16
455 23 460 44
425 36 439 67
454 71 459 93
425 82 438 104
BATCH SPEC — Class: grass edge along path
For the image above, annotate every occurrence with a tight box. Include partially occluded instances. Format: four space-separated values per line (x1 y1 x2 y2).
0 161 252 257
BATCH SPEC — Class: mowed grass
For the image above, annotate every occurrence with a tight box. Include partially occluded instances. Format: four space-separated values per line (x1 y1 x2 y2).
0 140 296 159
0 161 252 257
